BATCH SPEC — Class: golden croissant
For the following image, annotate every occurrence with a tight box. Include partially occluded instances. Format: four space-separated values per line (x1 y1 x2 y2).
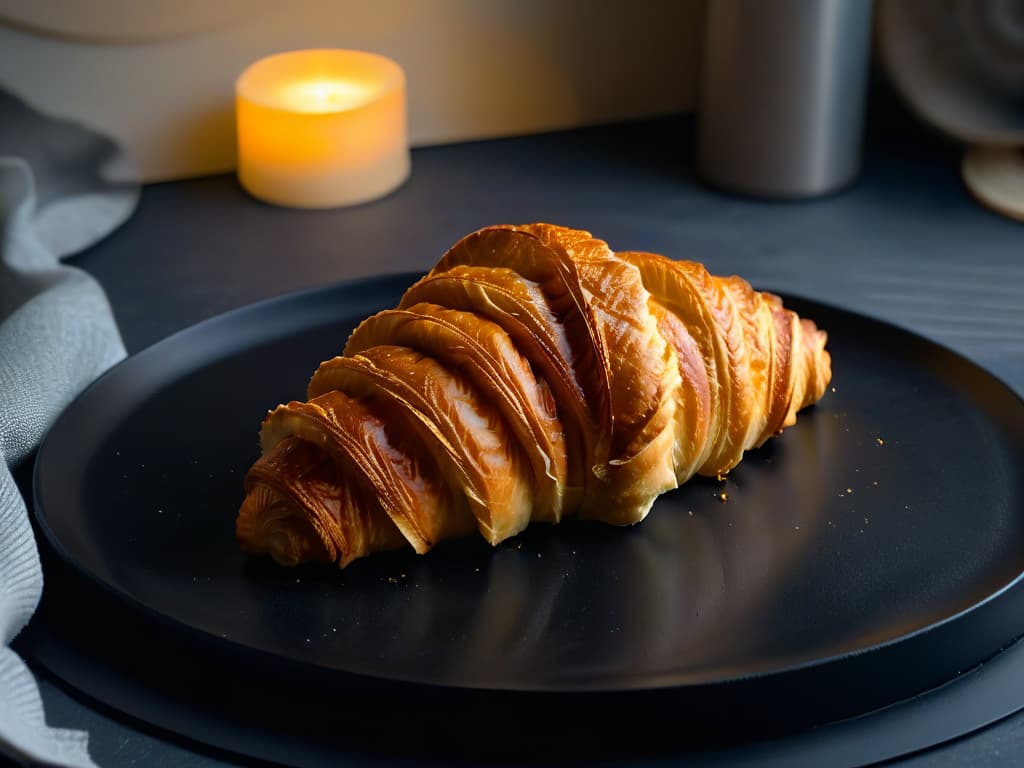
237 224 831 568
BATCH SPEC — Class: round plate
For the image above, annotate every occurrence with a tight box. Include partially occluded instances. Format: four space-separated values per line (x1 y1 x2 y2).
32 273 1024 741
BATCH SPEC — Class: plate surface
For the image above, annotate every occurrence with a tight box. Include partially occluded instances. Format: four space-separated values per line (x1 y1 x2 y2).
33 274 1024 730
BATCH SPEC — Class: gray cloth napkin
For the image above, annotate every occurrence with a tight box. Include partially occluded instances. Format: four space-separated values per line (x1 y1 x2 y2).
1 91 136 767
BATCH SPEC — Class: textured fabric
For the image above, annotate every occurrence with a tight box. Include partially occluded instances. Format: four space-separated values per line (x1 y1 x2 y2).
1 90 135 766
0 90 138 259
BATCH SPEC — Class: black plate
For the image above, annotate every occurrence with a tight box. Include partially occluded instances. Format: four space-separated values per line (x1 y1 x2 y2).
33 273 1024 746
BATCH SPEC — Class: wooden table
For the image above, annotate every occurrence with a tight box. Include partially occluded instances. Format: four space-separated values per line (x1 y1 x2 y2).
19 89 1024 767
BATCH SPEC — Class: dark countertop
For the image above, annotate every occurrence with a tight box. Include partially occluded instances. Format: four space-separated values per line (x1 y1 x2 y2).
16 89 1024 767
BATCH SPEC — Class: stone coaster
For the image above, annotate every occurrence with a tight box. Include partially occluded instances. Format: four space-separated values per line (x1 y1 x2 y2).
962 145 1024 223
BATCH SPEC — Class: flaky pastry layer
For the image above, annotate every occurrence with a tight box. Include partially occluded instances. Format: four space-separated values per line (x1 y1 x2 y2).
237 224 831 567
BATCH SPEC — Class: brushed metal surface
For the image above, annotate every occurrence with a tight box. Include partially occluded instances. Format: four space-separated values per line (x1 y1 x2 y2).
698 0 875 197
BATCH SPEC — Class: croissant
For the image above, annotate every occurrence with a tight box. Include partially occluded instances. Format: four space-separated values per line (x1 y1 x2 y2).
237 224 831 568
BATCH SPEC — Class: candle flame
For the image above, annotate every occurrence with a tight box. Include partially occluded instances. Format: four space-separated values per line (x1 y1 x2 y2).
277 78 374 113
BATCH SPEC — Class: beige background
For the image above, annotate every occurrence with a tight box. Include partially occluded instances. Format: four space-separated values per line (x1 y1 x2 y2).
0 0 703 182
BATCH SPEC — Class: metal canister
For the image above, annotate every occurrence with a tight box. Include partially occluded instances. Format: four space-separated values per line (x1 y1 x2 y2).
697 0 875 198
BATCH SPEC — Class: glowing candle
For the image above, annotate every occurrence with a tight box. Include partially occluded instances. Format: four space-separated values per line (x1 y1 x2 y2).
236 49 409 208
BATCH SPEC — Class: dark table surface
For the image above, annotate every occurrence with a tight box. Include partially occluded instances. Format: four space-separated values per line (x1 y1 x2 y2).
15 87 1024 766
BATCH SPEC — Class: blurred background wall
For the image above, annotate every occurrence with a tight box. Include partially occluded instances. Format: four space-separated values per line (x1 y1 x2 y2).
0 0 703 182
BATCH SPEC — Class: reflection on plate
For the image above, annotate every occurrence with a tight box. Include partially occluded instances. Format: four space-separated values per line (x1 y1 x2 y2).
33 274 1024 733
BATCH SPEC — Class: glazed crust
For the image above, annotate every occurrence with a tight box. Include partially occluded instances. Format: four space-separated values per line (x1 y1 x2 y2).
237 224 832 567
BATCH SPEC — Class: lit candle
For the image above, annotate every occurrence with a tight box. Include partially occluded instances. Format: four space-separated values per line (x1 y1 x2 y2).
236 49 410 208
